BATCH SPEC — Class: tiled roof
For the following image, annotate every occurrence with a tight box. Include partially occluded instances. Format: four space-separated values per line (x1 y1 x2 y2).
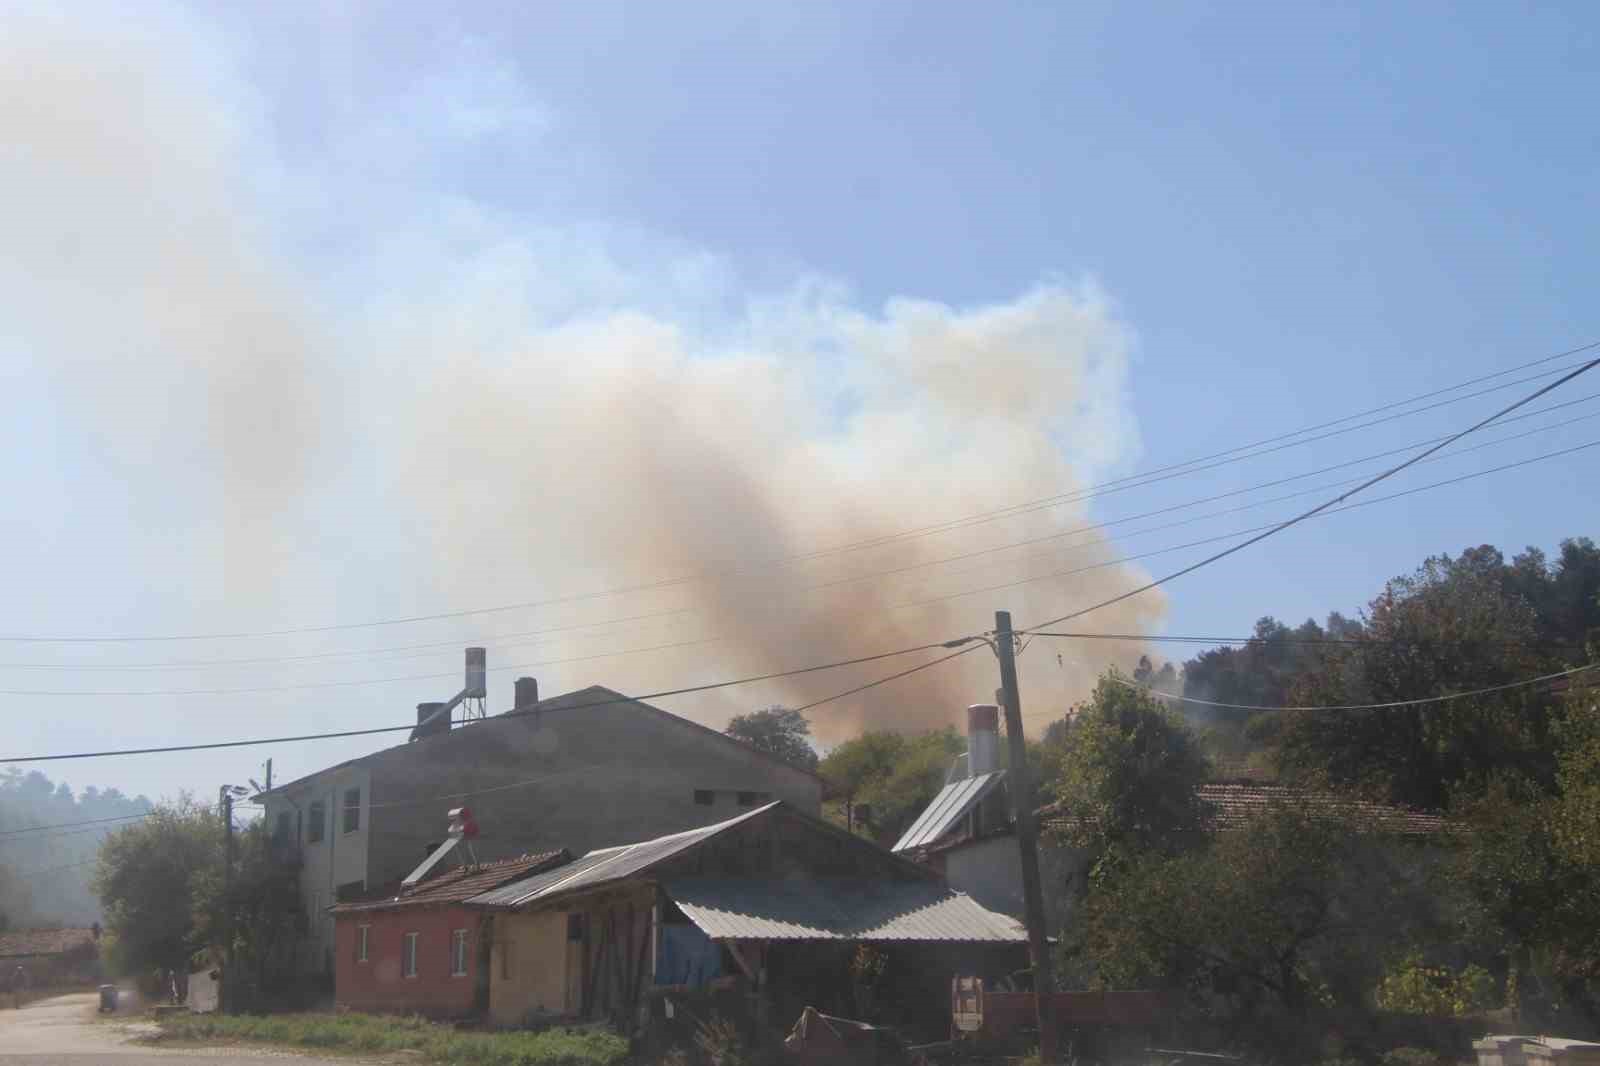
1195 782 1446 835
332 850 569 913
665 877 1028 943
0 927 98 959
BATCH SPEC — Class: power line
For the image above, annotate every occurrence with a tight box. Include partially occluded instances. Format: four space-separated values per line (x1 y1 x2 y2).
881 437 1600 616
792 642 988 714
4 341 1594 647
11 418 1593 697
1016 353 1600 634
1025 631 1586 651
0 635 978 763
1106 661 1600 713
5 391 1593 678
0 811 157 837
10 858 98 880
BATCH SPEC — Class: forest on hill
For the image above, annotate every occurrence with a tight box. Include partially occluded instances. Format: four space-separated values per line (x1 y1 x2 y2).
0 768 152 929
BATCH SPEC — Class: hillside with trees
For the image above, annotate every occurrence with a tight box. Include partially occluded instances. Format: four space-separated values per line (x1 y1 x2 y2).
0 769 153 929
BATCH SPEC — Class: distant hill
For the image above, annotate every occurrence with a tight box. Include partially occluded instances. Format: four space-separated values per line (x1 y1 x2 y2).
0 768 153 928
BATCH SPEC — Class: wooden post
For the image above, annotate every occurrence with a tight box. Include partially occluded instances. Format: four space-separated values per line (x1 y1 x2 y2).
995 610 1057 1062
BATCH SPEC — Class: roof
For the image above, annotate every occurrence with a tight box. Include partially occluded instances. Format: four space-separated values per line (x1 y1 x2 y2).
469 804 779 910
1195 782 1446 836
261 685 821 800
332 850 569 913
0 927 98 959
892 771 1006 853
664 877 1028 943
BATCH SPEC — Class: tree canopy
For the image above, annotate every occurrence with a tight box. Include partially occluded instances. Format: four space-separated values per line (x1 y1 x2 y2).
724 706 819 771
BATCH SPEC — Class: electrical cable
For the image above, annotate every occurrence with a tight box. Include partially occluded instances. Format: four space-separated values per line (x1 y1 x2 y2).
4 404 1594 692
1024 630 1587 651
3 341 1594 646
0 635 979 763
1016 354 1600 634
1105 661 1600 713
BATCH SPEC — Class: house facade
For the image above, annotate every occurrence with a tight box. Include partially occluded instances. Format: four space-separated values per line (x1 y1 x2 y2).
259 680 823 975
329 850 568 1018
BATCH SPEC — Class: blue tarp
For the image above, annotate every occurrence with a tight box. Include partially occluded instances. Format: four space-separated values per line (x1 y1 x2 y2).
656 923 722 986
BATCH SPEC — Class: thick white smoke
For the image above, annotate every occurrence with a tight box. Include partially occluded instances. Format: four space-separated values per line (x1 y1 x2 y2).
1 8 1165 744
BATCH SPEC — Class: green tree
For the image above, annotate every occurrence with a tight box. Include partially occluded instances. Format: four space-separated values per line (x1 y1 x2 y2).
818 728 964 842
1275 546 1562 809
94 797 221 977
724 705 819 770
1080 798 1441 1055
1048 671 1212 865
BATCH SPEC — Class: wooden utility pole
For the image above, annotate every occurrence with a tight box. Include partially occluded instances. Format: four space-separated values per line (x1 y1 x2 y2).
995 609 1057 1062
219 786 235 1014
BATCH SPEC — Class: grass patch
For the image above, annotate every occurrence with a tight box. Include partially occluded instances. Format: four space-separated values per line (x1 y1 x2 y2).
153 1011 630 1066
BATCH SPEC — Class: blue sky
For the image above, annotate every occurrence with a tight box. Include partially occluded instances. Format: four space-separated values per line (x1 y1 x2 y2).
0 1 1596 805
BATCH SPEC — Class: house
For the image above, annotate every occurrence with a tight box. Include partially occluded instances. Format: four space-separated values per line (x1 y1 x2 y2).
896 704 1448 935
329 848 569 1018
466 801 1029 1034
258 671 823 976
0 926 102 988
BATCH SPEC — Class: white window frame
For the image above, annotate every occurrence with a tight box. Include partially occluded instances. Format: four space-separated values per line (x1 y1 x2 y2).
402 932 419 978
342 787 361 834
356 925 370 964
450 929 469 977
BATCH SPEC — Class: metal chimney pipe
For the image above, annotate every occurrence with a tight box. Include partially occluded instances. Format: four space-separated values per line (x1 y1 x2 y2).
966 704 1000 777
514 677 539 710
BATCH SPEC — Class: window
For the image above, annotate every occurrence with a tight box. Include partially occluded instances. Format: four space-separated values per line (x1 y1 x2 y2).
343 787 361 834
356 925 369 963
273 811 290 843
307 801 325 843
693 789 715 806
402 932 419 978
499 938 514 981
450 929 469 977
736 791 770 807
566 913 586 942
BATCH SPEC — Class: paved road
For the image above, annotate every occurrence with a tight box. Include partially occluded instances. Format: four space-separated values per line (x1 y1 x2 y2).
0 993 359 1065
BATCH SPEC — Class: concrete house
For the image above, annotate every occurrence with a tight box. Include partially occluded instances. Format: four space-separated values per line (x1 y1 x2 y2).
257 674 823 976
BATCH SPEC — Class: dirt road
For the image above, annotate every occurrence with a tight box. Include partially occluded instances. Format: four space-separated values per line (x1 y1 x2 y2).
0 992 356 1064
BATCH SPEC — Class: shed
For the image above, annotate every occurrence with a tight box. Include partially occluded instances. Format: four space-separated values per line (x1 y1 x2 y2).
468 802 1028 1034
0 927 101 988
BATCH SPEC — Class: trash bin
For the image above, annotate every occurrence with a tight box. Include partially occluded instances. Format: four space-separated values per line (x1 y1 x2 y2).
98 984 118 1013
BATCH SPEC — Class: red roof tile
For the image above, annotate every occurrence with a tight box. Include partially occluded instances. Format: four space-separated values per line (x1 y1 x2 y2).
0 927 98 959
1195 782 1446 836
331 850 570 913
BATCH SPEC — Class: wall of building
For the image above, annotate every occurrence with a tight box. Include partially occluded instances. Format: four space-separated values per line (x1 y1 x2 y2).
260 765 371 974
489 909 573 1026
364 691 822 890
940 836 1089 937
334 907 481 1018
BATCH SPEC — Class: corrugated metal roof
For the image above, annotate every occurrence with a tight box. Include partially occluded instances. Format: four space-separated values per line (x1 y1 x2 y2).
467 803 778 910
664 877 1028 943
332 850 569 913
892 771 1006 852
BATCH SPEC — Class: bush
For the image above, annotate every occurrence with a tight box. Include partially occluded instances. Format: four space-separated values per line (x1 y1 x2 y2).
152 1011 629 1066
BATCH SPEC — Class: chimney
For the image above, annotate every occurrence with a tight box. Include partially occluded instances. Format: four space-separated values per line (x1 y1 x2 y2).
414 701 449 741
966 704 1000 777
514 677 539 711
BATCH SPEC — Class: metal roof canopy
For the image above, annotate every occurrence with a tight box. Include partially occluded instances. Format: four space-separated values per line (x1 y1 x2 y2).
467 803 779 910
664 876 1028 943
892 771 1006 853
